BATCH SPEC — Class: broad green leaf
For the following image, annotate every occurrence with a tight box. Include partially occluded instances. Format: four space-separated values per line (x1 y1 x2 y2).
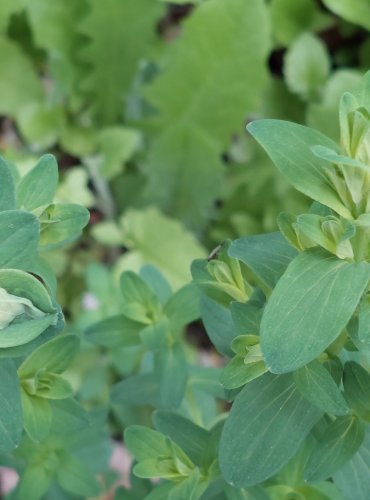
117 207 206 290
293 360 348 415
143 126 224 230
153 411 209 465
0 0 23 32
358 296 370 344
17 102 64 151
57 455 101 497
261 249 370 373
200 296 234 357
0 359 22 451
0 156 16 211
18 334 79 378
96 126 141 179
146 0 270 147
0 210 39 269
0 37 42 117
343 362 370 421
125 425 182 462
168 469 207 500
86 314 142 347
333 430 370 500
79 0 163 123
17 154 58 211
21 390 51 442
50 398 89 434
229 232 297 290
284 33 330 101
270 0 331 46
304 415 365 481
164 284 200 330
247 120 351 218
322 0 370 31
39 203 90 249
219 373 322 487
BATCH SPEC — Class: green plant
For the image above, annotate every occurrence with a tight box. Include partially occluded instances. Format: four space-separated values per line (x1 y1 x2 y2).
115 70 370 499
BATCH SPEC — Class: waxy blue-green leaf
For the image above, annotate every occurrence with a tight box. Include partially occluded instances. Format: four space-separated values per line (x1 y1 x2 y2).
261 249 370 373
86 314 142 348
304 415 365 481
333 430 370 500
219 373 322 487
111 374 159 407
57 455 101 497
20 390 51 442
16 155 58 211
0 210 39 269
247 120 351 218
200 296 234 357
343 362 370 421
164 283 200 330
293 360 348 415
0 359 22 451
229 232 297 290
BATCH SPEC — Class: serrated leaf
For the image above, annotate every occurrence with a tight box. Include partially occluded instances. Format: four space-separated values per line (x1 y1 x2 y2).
219 373 322 487
284 33 330 101
117 207 205 290
261 249 370 373
247 119 351 218
79 0 163 123
0 37 42 117
293 360 348 415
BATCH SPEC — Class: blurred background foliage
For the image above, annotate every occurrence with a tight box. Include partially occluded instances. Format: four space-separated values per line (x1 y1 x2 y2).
1 0 370 416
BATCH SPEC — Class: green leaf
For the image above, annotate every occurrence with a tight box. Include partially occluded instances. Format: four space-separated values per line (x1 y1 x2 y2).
146 0 270 148
0 37 42 117
333 430 370 500
18 334 79 379
79 0 163 123
304 415 365 481
125 425 178 462
229 232 297 290
247 119 351 218
143 126 224 230
21 390 51 442
153 411 209 465
39 203 90 249
261 249 370 373
358 296 370 344
164 284 200 330
0 359 22 451
0 210 39 269
86 314 142 348
120 271 161 324
219 373 322 487
111 374 159 407
200 296 234 357
230 301 262 335
34 372 73 400
222 357 267 389
0 156 16 211
322 0 370 31
284 33 330 101
17 155 58 211
155 342 187 409
293 360 349 415
57 455 101 497
270 0 331 46
17 464 52 500
140 265 172 305
343 362 370 421
117 207 206 290
0 0 23 32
